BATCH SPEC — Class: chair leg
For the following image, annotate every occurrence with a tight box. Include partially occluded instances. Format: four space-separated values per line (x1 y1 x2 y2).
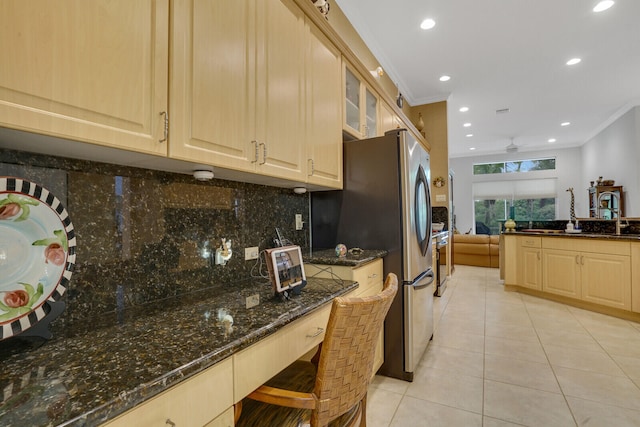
234 401 242 424
360 394 367 427
311 343 323 368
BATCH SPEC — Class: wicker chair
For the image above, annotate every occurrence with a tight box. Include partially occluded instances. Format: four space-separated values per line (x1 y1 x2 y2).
235 273 398 427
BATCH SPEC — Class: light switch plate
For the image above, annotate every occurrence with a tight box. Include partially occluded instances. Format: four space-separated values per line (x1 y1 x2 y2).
245 247 259 260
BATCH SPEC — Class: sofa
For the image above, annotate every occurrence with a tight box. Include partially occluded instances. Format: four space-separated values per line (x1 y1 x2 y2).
453 234 500 268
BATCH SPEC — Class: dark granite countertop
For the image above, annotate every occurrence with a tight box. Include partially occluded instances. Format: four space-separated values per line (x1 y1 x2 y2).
303 249 387 267
507 231 640 241
0 277 357 427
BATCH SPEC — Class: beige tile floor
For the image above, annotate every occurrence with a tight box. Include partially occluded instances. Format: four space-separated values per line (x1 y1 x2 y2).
367 265 640 426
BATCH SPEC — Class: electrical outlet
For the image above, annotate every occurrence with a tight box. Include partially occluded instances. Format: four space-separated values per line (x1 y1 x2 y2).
295 214 303 230
435 194 446 202
244 246 259 260
245 294 260 309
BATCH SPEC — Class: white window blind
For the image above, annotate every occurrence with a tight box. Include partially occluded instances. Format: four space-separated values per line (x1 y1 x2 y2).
473 178 557 200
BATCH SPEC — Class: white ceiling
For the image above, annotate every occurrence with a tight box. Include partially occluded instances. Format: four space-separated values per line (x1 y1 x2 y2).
334 0 640 158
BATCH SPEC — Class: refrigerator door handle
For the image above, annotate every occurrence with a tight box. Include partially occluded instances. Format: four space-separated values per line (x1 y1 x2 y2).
408 270 434 289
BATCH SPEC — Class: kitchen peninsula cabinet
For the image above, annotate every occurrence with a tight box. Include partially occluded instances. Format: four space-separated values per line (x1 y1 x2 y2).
0 0 169 156
343 64 379 139
170 0 306 182
503 234 635 317
542 238 631 310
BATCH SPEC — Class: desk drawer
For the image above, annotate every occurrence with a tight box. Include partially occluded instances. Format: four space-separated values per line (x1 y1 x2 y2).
233 304 331 402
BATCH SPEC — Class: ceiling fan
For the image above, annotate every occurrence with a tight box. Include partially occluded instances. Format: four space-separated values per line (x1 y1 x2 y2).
506 138 518 153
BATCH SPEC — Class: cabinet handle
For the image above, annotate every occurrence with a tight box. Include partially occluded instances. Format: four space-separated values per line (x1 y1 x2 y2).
251 140 258 163
581 255 585 265
306 327 324 338
259 142 267 165
159 111 169 143
308 159 315 176
165 419 176 427
368 273 378 279
575 255 580 264
537 253 540 261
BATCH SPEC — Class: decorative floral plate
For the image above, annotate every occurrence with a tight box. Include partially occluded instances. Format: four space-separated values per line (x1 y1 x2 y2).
0 177 76 340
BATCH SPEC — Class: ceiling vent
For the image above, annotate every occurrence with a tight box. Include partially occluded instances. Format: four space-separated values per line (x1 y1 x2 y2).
496 108 510 114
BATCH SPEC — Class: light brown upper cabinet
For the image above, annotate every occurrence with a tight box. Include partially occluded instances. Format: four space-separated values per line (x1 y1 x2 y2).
379 102 401 136
170 0 306 182
343 64 378 139
305 22 343 188
0 0 169 155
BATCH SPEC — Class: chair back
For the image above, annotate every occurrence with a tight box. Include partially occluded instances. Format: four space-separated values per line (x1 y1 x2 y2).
311 273 398 426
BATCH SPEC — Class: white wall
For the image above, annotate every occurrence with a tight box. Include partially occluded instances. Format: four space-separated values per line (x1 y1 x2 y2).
582 106 640 217
450 147 583 234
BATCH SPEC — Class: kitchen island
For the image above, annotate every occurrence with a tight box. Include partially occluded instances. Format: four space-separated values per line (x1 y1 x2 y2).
0 277 358 426
502 231 640 322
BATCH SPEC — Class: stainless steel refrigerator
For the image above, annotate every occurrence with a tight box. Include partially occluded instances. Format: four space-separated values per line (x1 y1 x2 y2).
311 129 434 381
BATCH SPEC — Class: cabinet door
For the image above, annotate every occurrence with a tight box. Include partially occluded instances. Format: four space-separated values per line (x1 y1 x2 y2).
305 23 343 188
581 253 631 310
364 87 378 138
170 0 256 171
0 0 169 155
542 249 581 298
379 102 399 135
344 66 362 137
516 236 541 290
254 0 306 181
520 247 542 290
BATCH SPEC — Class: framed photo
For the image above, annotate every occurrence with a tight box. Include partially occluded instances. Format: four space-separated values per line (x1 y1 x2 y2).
265 245 306 294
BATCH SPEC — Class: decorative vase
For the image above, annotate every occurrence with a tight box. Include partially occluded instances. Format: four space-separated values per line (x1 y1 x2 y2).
504 218 516 232
416 113 425 132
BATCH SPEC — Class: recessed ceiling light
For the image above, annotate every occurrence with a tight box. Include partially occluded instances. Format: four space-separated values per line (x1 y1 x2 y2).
593 1 614 12
561 121 571 126
466 133 473 137
459 107 469 112
420 18 436 30
469 147 476 151
439 75 451 82
566 58 581 66
548 138 557 143
463 123 471 127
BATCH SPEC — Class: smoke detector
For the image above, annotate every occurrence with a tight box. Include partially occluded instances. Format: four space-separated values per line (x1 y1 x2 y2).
506 138 518 153
193 170 214 181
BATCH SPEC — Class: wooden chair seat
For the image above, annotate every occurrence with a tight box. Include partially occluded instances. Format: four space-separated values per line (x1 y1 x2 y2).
235 273 398 427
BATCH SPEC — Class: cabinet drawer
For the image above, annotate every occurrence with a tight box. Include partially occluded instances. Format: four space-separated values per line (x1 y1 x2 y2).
306 259 383 297
233 304 331 401
102 358 233 427
543 237 630 255
351 259 383 296
519 236 541 248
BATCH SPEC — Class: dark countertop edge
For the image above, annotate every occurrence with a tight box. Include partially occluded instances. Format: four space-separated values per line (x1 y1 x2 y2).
303 249 387 267
507 231 640 241
62 281 359 427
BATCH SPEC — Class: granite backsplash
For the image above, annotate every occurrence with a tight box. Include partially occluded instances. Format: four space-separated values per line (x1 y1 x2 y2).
0 148 310 340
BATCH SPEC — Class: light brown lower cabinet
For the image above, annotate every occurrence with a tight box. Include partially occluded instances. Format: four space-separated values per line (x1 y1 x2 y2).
504 235 633 313
101 358 233 427
305 259 384 377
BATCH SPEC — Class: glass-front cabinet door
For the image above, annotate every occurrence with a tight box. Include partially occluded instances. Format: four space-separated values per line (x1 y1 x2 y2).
344 67 361 135
365 87 378 138
343 63 378 139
